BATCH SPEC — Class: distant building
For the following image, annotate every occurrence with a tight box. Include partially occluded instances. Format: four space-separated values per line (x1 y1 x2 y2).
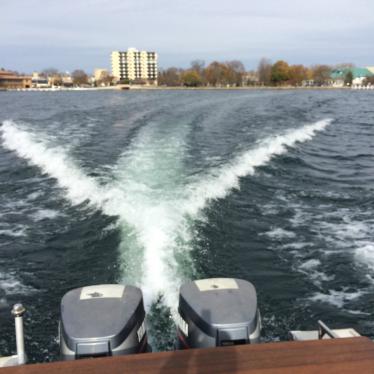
93 68 113 86
330 69 345 87
0 69 31 89
302 79 315 87
111 48 158 84
367 66 374 74
48 75 63 87
61 74 73 87
31 72 49 88
242 71 259 85
94 68 109 82
330 67 373 87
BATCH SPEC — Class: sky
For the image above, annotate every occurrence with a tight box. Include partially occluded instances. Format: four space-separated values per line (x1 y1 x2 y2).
1 0 373 73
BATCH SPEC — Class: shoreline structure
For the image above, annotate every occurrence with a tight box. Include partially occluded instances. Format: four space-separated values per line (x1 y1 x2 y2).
3 85 373 92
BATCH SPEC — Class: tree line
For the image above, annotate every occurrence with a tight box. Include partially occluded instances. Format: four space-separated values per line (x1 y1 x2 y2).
158 60 246 87
159 59 358 87
38 59 370 88
257 58 335 86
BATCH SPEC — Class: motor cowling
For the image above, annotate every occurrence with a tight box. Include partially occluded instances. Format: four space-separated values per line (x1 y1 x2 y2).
60 284 148 360
177 278 261 349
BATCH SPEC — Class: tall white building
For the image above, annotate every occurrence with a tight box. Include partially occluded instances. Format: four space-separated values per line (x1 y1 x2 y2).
111 48 158 84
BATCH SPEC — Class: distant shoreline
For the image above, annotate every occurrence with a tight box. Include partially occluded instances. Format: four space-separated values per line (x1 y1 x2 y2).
131 86 352 90
2 85 373 92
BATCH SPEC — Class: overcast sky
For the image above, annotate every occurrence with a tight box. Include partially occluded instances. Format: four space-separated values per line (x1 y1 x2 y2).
1 0 373 73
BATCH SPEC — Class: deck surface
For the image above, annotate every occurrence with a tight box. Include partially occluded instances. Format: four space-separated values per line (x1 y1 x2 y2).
2 337 374 373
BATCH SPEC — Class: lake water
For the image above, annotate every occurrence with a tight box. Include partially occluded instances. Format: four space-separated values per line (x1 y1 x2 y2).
0 89 374 362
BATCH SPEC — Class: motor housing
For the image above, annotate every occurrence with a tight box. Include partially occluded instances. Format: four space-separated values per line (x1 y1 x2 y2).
177 278 261 349
60 284 148 360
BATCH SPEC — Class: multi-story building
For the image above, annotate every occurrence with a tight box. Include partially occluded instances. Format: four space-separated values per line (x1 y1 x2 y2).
111 48 157 84
0 69 31 89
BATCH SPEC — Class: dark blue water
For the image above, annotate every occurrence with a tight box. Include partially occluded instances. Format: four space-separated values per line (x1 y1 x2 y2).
0 89 374 362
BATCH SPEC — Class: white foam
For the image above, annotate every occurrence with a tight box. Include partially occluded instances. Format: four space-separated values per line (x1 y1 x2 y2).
3 198 31 210
1 119 189 310
299 259 321 270
31 209 60 221
315 210 374 274
303 270 334 286
345 309 370 316
285 242 310 250
264 228 296 240
320 220 369 242
1 120 106 207
261 204 279 215
101 222 120 233
106 121 191 310
293 258 335 287
0 226 27 237
356 243 374 271
1 118 332 311
0 272 34 295
184 119 332 216
289 200 374 289
27 191 44 200
112 119 331 309
309 289 364 308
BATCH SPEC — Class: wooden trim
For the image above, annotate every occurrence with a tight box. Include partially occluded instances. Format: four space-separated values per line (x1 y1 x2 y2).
1 337 374 374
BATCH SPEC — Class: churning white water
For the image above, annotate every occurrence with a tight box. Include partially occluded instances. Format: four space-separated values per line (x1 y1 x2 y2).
1 118 331 311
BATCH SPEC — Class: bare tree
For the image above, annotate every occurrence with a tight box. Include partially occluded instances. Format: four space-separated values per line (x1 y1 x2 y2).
226 60 245 86
311 65 331 86
190 60 205 73
158 67 182 86
190 60 206 84
205 61 227 86
71 69 88 86
257 58 272 85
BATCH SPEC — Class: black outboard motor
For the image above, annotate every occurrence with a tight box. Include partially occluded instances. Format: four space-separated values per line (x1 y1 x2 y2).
177 278 261 349
60 284 148 360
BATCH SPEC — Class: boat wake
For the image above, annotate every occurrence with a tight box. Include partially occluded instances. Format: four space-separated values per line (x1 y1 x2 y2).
0 118 332 312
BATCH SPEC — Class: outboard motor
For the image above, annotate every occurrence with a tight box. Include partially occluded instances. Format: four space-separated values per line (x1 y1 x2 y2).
177 278 261 349
60 284 148 360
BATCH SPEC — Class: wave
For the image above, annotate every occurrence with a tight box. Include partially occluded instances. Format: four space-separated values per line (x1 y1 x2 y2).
309 289 365 308
1 118 332 311
0 223 28 238
30 209 61 222
1 121 106 208
184 119 332 215
263 228 296 240
0 271 35 296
